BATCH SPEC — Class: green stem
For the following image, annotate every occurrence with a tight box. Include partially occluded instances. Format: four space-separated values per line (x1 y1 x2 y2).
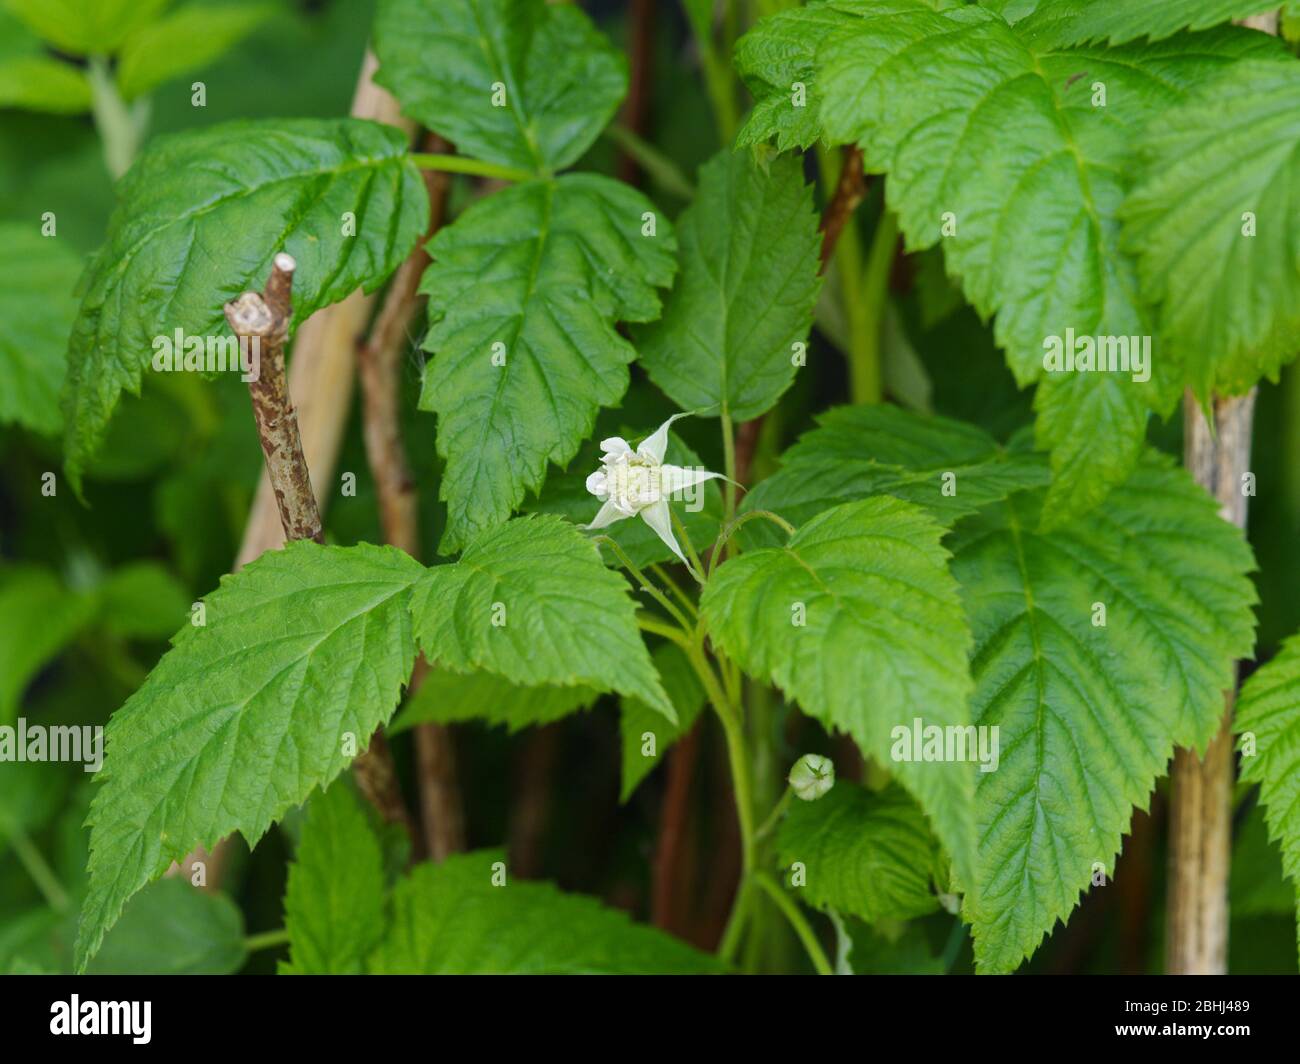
709 510 796 575
637 613 691 648
5 828 69 913
669 509 707 585
755 787 792 843
650 563 699 618
592 535 693 630
752 871 833 975
720 409 738 527
87 55 148 179
409 152 538 183
602 125 696 200
691 2 739 142
853 209 899 405
244 928 290 953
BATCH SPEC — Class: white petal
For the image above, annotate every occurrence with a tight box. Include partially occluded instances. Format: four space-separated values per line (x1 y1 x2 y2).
636 412 691 465
639 500 690 567
660 464 725 497
583 498 628 530
599 436 633 462
585 470 609 499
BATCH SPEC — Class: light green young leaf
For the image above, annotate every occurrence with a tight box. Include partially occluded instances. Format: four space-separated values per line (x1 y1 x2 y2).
814 2 1283 523
410 515 674 720
777 783 946 924
389 669 598 735
740 405 1049 545
373 0 626 175
0 224 83 435
281 780 386 975
116 2 275 101
1017 0 1280 47
0 56 91 113
701 497 977 889
620 643 706 802
635 149 822 422
948 452 1257 972
1122 60 1300 399
0 567 96 725
63 118 428 491
370 850 725 973
1236 634 1300 961
3 0 169 55
88 878 247 975
418 175 675 553
75 541 424 972
525 425 723 570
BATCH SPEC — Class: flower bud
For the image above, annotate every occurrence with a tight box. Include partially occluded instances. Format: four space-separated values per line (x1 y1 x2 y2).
788 753 834 801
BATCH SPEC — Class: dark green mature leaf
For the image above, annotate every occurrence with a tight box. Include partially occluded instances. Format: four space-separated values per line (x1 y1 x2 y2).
389 668 597 735
419 175 676 553
116 2 275 101
635 149 822 422
0 762 69 851
701 497 977 888
1122 61 1300 399
410 515 674 720
811 1 1282 523
777 783 945 923
3 0 169 55
741 405 1049 544
373 0 626 174
1231 803 1295 919
76 542 423 971
88 878 246 975
0 567 96 725
0 224 83 434
948 452 1257 972
281 780 386 975
1018 0 1280 47
526 425 722 570
620 644 705 802
63 118 428 490
369 851 724 973
1236 634 1300 960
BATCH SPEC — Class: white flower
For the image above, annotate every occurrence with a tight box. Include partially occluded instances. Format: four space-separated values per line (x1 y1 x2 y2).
788 754 835 801
583 413 725 569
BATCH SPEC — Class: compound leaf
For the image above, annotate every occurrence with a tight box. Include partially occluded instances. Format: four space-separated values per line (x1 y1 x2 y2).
75 541 424 971
63 118 428 491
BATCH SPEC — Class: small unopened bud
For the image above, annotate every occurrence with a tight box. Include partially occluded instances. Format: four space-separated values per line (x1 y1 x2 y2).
788 754 834 801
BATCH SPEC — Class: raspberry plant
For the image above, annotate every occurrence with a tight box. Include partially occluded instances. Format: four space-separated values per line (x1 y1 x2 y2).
2 0 1300 977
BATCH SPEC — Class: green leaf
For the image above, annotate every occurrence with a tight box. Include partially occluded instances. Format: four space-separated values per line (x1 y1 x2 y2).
410 515 674 720
116 2 275 101
700 497 978 888
1017 0 1280 47
840 919 947 974
814 2 1283 522
620 643 706 802
635 149 822 422
63 117 428 491
0 224 84 435
75 541 423 972
373 0 626 175
96 561 190 640
1122 60 1300 399
389 669 597 735
1231 802 1296 919
777 783 945 923
0 56 91 113
369 850 725 973
0 761 70 849
525 423 723 570
418 175 676 553
1236 633 1300 961
281 780 386 975
87 878 247 975
0 567 96 725
3 0 169 55
741 405 1049 545
947 452 1257 972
